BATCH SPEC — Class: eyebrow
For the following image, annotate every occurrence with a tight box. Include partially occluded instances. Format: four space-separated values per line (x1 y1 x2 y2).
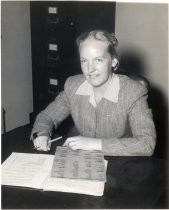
80 56 105 59
95 56 105 59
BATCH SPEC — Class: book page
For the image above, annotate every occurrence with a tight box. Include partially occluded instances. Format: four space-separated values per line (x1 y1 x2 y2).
42 160 107 196
42 176 105 196
2 152 54 189
51 147 106 181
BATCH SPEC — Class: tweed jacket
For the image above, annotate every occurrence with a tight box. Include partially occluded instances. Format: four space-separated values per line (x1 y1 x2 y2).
31 74 156 156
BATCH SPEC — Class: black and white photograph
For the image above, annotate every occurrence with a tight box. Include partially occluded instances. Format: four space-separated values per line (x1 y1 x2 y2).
1 0 168 209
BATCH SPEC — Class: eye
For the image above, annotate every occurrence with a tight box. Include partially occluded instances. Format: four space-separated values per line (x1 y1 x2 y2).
80 59 87 64
95 58 104 63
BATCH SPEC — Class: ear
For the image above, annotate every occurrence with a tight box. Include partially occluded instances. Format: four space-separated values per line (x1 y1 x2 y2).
111 58 118 68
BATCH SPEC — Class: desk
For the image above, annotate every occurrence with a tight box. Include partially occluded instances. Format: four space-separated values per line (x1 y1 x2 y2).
2 126 168 209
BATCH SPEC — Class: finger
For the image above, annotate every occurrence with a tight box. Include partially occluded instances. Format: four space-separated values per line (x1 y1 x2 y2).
47 142 51 151
35 139 43 151
37 137 45 150
33 138 38 147
71 144 80 150
63 137 76 147
63 141 68 147
33 140 37 148
63 138 71 147
38 136 50 151
41 140 48 151
66 140 76 148
33 138 40 148
68 141 77 148
33 138 43 151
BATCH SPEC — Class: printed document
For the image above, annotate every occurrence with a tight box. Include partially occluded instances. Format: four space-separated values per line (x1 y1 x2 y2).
51 146 106 181
2 152 54 189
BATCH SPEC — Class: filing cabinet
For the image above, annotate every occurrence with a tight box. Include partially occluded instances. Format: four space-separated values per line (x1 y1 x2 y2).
30 1 116 123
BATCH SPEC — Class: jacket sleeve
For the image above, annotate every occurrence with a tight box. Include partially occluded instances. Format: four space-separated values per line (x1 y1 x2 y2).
102 84 156 156
30 77 71 140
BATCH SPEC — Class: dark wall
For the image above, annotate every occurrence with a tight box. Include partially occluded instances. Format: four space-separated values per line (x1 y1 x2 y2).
118 53 168 160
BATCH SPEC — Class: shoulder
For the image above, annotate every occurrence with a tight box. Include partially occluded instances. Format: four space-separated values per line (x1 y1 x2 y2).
117 74 148 99
64 74 86 95
66 74 85 84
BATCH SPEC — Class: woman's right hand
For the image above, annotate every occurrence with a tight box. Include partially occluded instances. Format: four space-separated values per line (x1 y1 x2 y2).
33 136 51 151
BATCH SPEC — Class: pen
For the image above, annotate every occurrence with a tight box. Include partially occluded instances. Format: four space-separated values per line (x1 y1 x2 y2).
32 136 63 150
48 136 62 143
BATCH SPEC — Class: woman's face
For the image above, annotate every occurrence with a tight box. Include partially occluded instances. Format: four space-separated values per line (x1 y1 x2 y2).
79 38 113 88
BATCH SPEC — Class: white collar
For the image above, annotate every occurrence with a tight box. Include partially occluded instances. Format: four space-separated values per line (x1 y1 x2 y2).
75 74 120 107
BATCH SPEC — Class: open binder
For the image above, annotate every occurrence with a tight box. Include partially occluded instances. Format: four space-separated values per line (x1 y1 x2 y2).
2 147 107 196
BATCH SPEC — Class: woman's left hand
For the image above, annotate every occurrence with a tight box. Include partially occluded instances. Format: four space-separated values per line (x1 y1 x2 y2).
63 136 102 151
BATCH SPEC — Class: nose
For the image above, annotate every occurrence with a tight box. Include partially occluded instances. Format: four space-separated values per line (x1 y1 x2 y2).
88 62 95 74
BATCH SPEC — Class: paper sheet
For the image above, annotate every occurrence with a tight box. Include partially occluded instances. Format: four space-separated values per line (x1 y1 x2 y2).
51 147 106 181
43 160 107 196
42 176 105 196
2 152 54 189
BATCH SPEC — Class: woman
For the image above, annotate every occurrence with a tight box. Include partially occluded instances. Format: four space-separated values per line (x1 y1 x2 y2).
31 30 156 156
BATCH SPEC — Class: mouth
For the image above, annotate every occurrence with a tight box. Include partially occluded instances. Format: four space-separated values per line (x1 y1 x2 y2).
88 74 100 79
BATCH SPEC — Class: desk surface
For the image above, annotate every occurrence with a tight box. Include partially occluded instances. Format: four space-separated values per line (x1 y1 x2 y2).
2 126 168 209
